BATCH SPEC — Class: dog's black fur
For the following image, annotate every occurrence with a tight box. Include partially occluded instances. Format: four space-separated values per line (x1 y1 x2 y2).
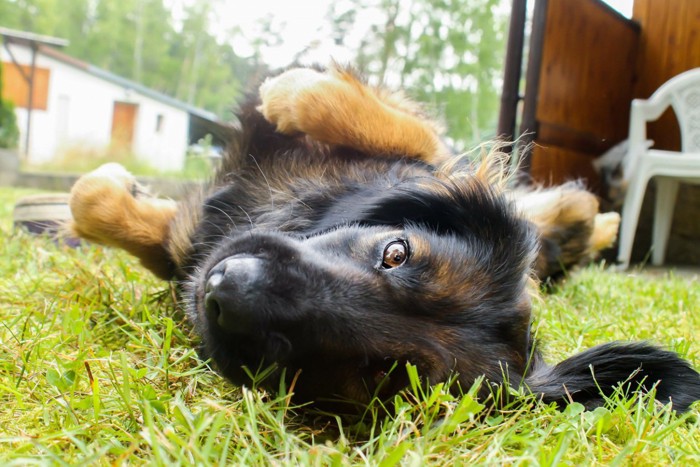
177 99 700 413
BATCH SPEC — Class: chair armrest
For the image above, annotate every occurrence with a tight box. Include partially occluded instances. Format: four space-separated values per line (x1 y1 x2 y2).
624 98 666 179
631 97 671 124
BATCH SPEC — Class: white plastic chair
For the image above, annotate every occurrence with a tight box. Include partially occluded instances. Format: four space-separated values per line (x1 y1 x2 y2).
617 68 700 269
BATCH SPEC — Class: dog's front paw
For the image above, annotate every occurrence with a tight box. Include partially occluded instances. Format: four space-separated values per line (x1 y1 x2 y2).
257 66 448 163
257 68 332 135
69 163 139 244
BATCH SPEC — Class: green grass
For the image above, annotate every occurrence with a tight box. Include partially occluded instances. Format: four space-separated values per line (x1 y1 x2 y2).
1 185 699 465
23 148 215 181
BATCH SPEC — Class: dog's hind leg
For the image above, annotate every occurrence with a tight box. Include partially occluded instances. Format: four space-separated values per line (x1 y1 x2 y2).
257 66 451 165
69 163 177 279
513 183 620 281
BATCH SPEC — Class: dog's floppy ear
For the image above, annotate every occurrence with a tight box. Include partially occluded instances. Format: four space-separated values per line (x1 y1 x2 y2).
524 342 700 412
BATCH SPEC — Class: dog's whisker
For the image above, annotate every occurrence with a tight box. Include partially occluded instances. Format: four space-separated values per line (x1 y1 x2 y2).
202 202 238 234
248 153 275 210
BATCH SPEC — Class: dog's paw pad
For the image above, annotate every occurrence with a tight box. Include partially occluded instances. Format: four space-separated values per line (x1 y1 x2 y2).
90 162 133 180
257 68 334 134
77 162 136 193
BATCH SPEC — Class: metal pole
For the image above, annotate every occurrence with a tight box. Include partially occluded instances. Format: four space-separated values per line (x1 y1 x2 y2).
24 42 37 160
497 0 528 153
517 0 548 178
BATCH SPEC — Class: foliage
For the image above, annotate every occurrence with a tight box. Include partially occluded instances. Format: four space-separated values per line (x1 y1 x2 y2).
0 185 699 464
0 55 20 149
327 0 509 150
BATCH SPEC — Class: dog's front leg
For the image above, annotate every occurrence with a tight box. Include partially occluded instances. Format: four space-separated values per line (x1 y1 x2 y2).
258 66 451 165
69 163 177 279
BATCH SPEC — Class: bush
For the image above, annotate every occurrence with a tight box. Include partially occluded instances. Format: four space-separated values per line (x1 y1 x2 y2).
0 58 20 149
0 99 20 149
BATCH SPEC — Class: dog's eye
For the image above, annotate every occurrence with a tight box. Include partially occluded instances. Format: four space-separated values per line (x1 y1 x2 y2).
382 241 408 269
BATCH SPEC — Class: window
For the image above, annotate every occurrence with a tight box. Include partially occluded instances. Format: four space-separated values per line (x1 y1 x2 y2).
2 62 51 110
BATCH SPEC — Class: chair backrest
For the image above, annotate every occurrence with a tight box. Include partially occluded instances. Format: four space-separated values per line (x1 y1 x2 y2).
647 68 700 153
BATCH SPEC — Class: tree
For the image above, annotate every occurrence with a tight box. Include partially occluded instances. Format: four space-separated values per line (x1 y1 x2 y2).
0 56 20 149
328 0 509 150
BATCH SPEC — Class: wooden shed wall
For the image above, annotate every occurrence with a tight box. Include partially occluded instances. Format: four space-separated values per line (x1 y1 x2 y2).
527 0 639 188
632 0 700 151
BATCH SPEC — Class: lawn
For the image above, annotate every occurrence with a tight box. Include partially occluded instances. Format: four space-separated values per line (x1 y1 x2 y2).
0 186 699 465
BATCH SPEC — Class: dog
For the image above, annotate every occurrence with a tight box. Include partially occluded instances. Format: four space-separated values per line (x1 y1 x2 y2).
68 66 700 412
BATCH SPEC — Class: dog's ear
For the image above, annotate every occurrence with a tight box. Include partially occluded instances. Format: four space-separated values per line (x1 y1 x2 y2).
524 342 700 412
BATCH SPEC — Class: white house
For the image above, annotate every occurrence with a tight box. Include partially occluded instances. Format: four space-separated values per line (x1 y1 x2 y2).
0 28 226 171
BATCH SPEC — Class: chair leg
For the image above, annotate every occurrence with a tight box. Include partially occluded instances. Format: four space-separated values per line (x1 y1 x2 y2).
617 174 649 269
651 178 680 266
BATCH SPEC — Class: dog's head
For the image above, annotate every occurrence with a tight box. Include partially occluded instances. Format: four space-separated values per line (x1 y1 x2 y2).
186 172 538 406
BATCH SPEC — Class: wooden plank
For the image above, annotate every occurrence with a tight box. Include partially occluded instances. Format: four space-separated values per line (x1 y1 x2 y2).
537 121 612 156
529 145 600 188
536 0 638 140
529 0 639 186
518 0 549 174
1 61 50 110
497 0 527 149
633 0 700 151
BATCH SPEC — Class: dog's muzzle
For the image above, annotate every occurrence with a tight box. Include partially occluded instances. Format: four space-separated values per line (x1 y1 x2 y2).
204 255 264 334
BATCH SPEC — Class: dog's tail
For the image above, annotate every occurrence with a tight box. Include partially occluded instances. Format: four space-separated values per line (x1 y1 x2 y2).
524 342 700 413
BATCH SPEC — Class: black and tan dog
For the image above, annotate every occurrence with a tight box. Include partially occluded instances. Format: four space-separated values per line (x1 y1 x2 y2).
69 66 700 411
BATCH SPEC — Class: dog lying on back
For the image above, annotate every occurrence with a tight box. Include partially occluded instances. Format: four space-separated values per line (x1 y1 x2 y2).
69 66 700 412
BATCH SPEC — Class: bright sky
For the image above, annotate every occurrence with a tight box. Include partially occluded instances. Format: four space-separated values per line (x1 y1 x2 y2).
203 0 635 68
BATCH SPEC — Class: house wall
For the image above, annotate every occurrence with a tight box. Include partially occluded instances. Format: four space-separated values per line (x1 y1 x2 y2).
1 44 188 171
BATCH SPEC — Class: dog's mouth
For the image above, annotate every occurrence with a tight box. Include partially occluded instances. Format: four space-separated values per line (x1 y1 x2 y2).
197 312 415 403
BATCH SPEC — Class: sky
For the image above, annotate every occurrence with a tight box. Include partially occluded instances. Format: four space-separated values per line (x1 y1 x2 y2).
197 0 636 68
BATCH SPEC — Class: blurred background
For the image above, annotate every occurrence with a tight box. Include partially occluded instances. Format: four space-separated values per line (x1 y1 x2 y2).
0 0 630 168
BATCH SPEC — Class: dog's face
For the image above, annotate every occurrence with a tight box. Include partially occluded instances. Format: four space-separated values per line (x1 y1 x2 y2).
187 175 538 405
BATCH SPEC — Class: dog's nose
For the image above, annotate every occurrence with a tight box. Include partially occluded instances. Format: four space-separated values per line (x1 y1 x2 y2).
204 255 263 333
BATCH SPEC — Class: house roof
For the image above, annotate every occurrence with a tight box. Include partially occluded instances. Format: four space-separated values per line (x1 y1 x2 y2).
1 27 221 124
0 27 69 49
37 46 221 123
